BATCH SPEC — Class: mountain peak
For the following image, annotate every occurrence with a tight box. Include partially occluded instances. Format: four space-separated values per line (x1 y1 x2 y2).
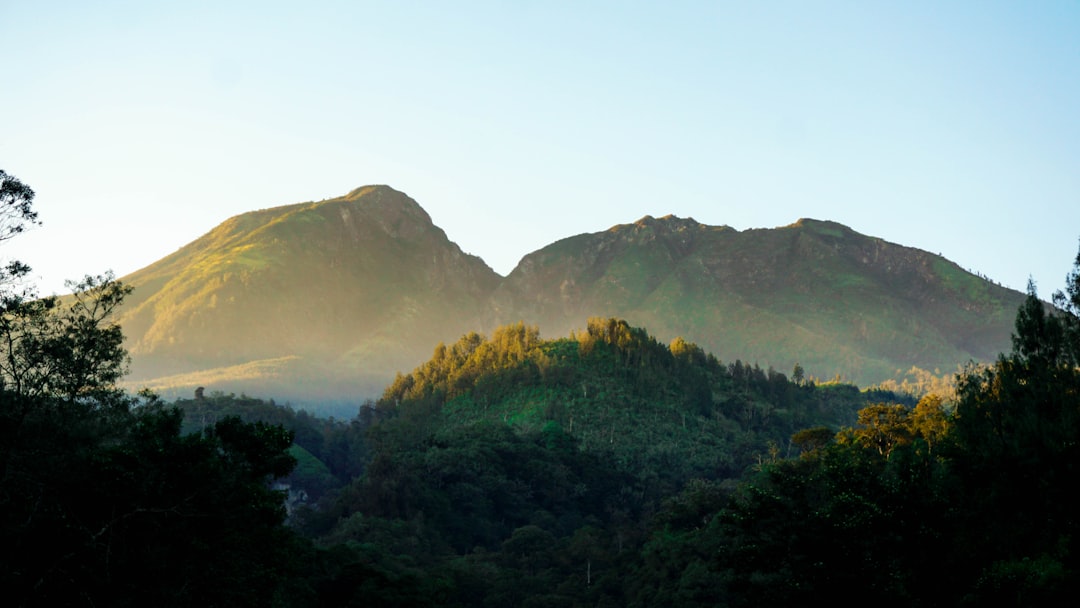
294 185 440 246
343 184 392 199
336 185 433 231
609 213 706 235
785 218 857 237
630 214 701 229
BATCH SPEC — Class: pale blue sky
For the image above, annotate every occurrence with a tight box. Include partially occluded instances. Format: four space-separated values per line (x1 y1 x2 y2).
3 1 1079 300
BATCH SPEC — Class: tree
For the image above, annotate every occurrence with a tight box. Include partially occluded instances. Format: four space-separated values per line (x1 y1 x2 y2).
791 425 833 455
845 402 912 459
1011 279 1067 369
0 169 308 607
946 251 1080 602
0 273 131 404
791 362 805 386
0 169 39 291
910 393 948 453
1052 241 1080 365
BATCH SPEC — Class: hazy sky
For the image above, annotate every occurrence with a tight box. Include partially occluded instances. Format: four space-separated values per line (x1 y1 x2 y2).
3 1 1079 299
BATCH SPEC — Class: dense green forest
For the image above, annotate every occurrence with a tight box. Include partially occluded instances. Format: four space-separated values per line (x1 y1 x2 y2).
4 167 1080 605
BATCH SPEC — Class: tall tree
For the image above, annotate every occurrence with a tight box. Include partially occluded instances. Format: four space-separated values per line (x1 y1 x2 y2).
942 253 1080 603
1052 241 1080 365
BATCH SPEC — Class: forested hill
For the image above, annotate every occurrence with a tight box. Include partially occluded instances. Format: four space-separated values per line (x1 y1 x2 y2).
115 185 1027 404
290 317 911 605
370 318 884 487
164 296 1080 606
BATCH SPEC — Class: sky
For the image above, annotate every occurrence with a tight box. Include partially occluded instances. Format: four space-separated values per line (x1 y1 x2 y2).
3 1 1079 299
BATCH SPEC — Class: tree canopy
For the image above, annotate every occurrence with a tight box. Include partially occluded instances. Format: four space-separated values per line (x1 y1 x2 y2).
0 169 307 607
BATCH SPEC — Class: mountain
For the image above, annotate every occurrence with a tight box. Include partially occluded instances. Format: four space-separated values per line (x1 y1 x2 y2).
117 185 500 402
117 186 1027 404
488 215 1026 384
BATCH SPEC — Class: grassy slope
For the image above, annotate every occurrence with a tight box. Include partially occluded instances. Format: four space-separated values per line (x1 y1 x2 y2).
115 187 1025 403
116 186 500 402
492 217 1026 387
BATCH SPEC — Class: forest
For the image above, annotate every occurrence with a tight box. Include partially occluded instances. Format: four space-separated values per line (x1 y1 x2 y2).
3 167 1080 606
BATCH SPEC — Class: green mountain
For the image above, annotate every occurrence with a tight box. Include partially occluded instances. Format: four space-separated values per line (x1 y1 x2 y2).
117 186 1027 403
117 185 500 402
489 215 1025 385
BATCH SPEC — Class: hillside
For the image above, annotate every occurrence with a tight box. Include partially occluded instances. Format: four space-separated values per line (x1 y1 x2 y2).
116 186 1028 403
303 282 1077 606
489 215 1026 385
117 185 500 401
290 318 921 605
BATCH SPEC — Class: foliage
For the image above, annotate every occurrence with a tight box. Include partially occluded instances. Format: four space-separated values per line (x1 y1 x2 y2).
169 390 368 501
373 318 886 491
0 169 310 607
0 169 39 290
942 274 1080 601
633 243 1080 606
869 365 959 401
295 316 908 605
8 167 1079 605
1 273 132 404
1 393 309 607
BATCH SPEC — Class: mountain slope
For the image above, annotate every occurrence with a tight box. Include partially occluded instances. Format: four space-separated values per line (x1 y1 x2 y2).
488 215 1025 385
116 187 1028 402
117 185 500 400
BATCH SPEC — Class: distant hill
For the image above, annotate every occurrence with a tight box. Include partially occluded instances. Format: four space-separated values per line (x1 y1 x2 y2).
117 186 1027 405
488 214 1025 385
117 185 500 403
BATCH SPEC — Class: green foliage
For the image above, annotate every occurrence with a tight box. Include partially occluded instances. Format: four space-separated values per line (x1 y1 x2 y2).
295 317 909 605
0 176 311 606
941 276 1080 600
1052 241 1080 363
1 393 309 607
636 243 1080 606
849 402 914 458
170 391 369 498
2 370 308 605
372 317 883 492
1 273 132 404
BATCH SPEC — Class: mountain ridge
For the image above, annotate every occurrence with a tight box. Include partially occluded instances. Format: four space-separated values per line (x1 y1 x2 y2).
117 186 501 399
488 207 1022 380
116 185 1027 404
